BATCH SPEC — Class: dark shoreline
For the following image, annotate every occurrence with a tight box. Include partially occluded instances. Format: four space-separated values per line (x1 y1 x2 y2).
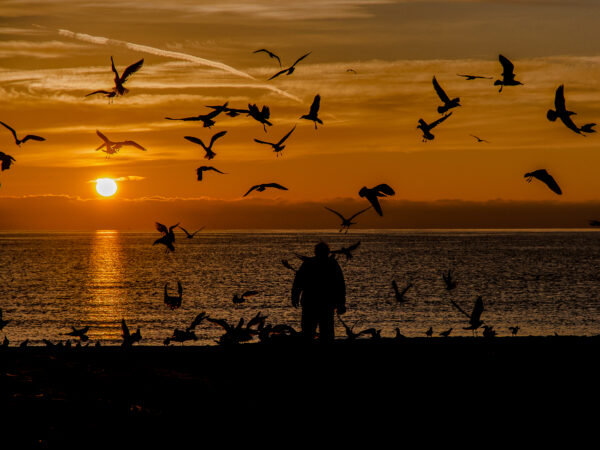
2 336 599 446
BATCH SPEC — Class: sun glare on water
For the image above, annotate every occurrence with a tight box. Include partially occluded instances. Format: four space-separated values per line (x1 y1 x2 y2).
96 178 118 197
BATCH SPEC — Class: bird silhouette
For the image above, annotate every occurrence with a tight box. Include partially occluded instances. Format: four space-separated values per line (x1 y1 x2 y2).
0 121 45 146
95 130 146 157
547 85 596 136
188 312 209 331
253 48 282 67
254 125 296 156
207 105 250 118
425 326 433 337
442 269 458 291
247 104 272 132
331 241 361 260
394 328 406 339
470 134 489 143
164 281 183 310
417 113 452 141
509 326 520 336
153 222 179 252
337 314 362 340
346 68 357 74
178 225 205 238
300 94 322 129
358 184 395 216
63 326 90 342
494 54 523 92
121 319 142 347
244 183 288 197
524 169 562 195
2 336 8 347
197 165 227 180
589 220 600 227
20 339 29 347
281 259 297 273
439 328 453 337
432 76 460 114
482 325 496 338
457 74 492 80
268 52 311 80
324 206 371 233
392 280 413 303
206 316 256 345
0 152 16 171
0 308 10 331
184 131 227 160
86 56 144 99
166 103 228 128
164 328 198 346
358 328 382 340
449 296 484 335
232 290 259 304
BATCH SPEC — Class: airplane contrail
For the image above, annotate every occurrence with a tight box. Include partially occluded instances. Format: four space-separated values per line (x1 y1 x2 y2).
58 28 301 102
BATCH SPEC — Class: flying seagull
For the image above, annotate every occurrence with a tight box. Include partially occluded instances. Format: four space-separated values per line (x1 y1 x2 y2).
254 125 296 156
524 169 562 195
331 241 361 260
448 295 484 335
86 56 144 99
417 113 452 142
243 183 288 197
184 131 227 160
197 166 227 181
253 49 282 67
95 130 147 157
470 134 489 143
324 206 371 233
457 74 492 80
268 52 311 80
0 152 15 171
166 103 228 128
0 121 45 146
547 85 596 136
432 76 460 114
121 319 142 347
392 280 413 303
63 326 90 342
247 104 272 132
153 222 179 252
358 184 395 216
178 225 205 238
300 94 322 129
346 68 357 74
232 290 260 304
208 105 250 117
494 54 523 92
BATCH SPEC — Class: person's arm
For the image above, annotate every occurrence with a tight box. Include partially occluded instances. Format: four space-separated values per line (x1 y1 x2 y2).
291 263 306 308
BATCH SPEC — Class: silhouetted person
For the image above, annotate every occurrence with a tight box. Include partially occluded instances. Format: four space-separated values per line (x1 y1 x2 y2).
291 242 346 341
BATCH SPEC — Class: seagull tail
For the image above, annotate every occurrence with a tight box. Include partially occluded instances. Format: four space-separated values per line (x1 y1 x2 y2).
580 123 596 133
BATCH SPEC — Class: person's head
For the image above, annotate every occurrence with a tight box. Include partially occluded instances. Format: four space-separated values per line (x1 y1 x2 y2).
314 241 330 259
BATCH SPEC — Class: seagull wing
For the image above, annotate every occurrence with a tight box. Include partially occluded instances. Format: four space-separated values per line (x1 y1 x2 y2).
85 90 113 97
554 85 567 113
348 206 372 220
264 183 288 191
206 317 231 332
96 130 110 143
207 167 226 174
432 76 451 103
373 183 395 196
21 135 45 143
209 130 227 148
110 56 120 80
179 226 191 236
122 140 147 151
0 121 18 140
347 240 361 251
155 222 168 235
121 319 130 339
278 125 296 145
429 112 452 129
309 95 321 116
254 139 273 146
119 59 144 84
366 193 383 216
539 171 562 195
244 185 260 197
324 207 346 221
184 136 208 151
392 280 399 295
268 68 288 80
290 52 311 68
470 296 484 323
499 54 515 77
242 290 260 298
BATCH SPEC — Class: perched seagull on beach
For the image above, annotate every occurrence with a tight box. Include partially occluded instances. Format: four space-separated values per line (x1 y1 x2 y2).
524 169 562 195
509 326 520 336
268 52 311 80
440 328 453 338
417 113 452 142
166 103 228 129
95 130 146 157
0 152 16 171
243 183 288 197
86 56 144 100
425 326 433 337
442 269 458 291
153 222 179 252
0 308 10 331
0 121 45 146
300 94 323 129
457 74 492 81
359 328 382 340
185 131 227 160
392 280 413 303
331 241 361 261
432 76 460 114
494 54 523 92
232 290 260 304
178 225 205 238
164 281 183 310
254 125 296 156
206 317 255 345
337 314 362 340
121 319 142 347
358 184 395 216
253 49 282 67
247 104 272 132
164 328 197 346
63 326 90 342
547 85 596 136
324 206 371 233
483 325 496 338
197 165 227 180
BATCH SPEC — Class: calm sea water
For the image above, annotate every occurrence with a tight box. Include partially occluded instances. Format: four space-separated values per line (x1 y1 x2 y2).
1 230 599 345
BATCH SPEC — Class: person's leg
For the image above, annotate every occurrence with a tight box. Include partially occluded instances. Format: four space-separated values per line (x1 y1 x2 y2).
301 306 318 341
317 308 335 342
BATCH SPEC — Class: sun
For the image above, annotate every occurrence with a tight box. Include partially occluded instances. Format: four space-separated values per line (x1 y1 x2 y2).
96 178 118 197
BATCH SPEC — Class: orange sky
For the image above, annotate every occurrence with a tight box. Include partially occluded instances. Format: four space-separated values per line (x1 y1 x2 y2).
2 1 600 229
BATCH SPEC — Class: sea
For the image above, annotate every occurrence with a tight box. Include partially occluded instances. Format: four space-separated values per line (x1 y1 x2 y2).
1 230 599 345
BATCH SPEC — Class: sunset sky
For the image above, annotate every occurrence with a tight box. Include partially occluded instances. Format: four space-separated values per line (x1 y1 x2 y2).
2 0 600 229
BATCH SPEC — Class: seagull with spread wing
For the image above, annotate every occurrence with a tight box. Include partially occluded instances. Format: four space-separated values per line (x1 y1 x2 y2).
457 74 492 80
524 169 562 195
178 225 205 238
324 206 371 233
300 94 323 129
166 103 228 129
253 48 282 67
247 104 272 132
417 113 452 141
86 56 144 100
358 184 395 216
121 319 142 347
95 130 147 157
243 183 288 197
268 52 311 80
448 296 485 335
254 125 296 156
0 152 15 171
232 290 260 304
0 121 45 146
197 165 227 180
153 222 179 252
392 280 413 303
184 131 227 160
494 54 523 92
547 85 596 136
331 241 361 260
432 76 460 114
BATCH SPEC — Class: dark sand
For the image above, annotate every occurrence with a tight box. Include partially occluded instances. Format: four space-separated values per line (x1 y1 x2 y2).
2 337 599 446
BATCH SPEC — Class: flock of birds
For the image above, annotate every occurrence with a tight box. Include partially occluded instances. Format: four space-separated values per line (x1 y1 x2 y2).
1 49 599 345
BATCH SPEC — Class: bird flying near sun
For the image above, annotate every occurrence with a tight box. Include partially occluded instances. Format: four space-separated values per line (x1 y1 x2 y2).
96 178 118 197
